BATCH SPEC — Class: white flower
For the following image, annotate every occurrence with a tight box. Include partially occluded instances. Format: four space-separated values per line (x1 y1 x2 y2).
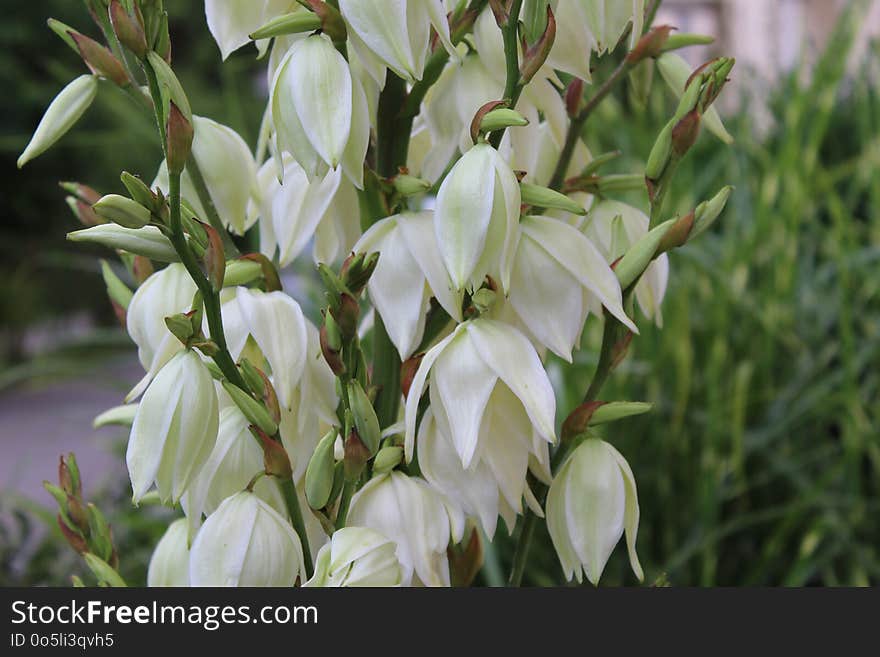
154 115 258 235
253 155 360 267
404 319 556 469
147 518 190 587
354 210 462 359
189 491 305 586
548 0 645 82
509 215 637 361
582 200 669 326
125 264 197 401
418 395 550 538
347 472 464 586
434 142 521 292
271 34 370 188
127 350 219 504
339 0 456 83
205 0 299 60
546 438 643 585
305 527 403 587
181 406 287 537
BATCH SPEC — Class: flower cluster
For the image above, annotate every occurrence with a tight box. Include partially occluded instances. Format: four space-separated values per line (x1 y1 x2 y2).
25 0 734 587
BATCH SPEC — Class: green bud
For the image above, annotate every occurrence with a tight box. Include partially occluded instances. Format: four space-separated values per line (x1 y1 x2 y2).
109 0 148 59
588 401 654 425
86 503 114 562
645 120 673 181
120 172 156 211
471 288 497 314
480 108 529 133
305 430 337 510
47 18 79 53
520 182 586 215
662 33 714 52
249 10 322 40
223 259 263 287
67 225 179 262
221 381 278 436
519 4 556 84
164 313 195 345
239 359 266 398
43 481 68 511
92 403 138 428
596 174 648 193
340 252 379 297
615 219 675 290
93 194 151 229
100 260 133 310
392 174 432 197
691 185 733 239
18 75 98 168
372 445 403 475
347 380 380 456
147 51 191 124
83 553 126 587
674 76 703 121
62 453 82 497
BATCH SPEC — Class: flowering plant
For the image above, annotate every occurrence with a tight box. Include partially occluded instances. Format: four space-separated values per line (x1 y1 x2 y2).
25 0 734 587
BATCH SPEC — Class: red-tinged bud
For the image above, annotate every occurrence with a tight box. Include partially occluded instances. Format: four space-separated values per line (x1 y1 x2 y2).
304 0 347 44
340 252 380 296
520 6 556 84
110 300 127 328
201 222 226 292
320 312 345 376
488 0 511 26
67 197 104 226
343 429 370 483
657 211 695 254
109 0 148 59
470 100 508 144
332 293 360 341
131 255 154 284
565 78 585 118
448 526 483 587
57 515 88 554
165 101 193 176
251 425 293 479
400 354 424 399
561 400 606 441
66 493 90 534
59 181 101 205
671 109 701 156
626 25 675 64
59 455 75 496
70 32 128 86
240 253 282 292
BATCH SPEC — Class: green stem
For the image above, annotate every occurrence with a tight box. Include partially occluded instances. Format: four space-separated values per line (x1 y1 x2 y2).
335 480 355 529
281 477 314 578
372 315 401 428
547 58 635 191
488 0 523 149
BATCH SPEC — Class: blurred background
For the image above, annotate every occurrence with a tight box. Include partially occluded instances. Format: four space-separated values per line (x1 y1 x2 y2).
1 0 878 586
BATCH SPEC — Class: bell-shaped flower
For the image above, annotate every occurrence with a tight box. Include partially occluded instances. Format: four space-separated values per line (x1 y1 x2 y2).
271 34 370 188
305 527 403 587
546 437 643 585
253 155 360 267
181 406 287 538
405 319 556 469
205 0 299 60
189 491 305 586
339 0 456 84
354 210 462 359
582 200 669 326
347 472 464 586
147 518 190 587
434 142 520 292
418 390 550 538
154 115 258 235
509 216 637 361
548 0 645 81
125 264 197 401
127 349 220 504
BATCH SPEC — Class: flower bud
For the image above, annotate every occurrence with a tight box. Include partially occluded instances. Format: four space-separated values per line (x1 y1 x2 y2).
93 403 138 429
147 51 192 124
478 108 530 135
249 11 322 40
520 182 586 215
519 4 556 84
223 259 262 287
626 25 674 64
547 438 643 585
67 224 179 262
109 0 148 59
92 194 151 229
691 185 733 239
347 380 380 456
165 102 193 176
18 75 98 168
372 445 403 476
100 260 133 312
221 381 278 436
392 174 432 197
587 401 653 426
305 527 402 587
69 31 128 86
305 430 338 510
189 491 305 586
127 349 220 504
147 518 190 586
83 554 126 587
614 219 674 290
343 429 371 482
657 52 733 144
